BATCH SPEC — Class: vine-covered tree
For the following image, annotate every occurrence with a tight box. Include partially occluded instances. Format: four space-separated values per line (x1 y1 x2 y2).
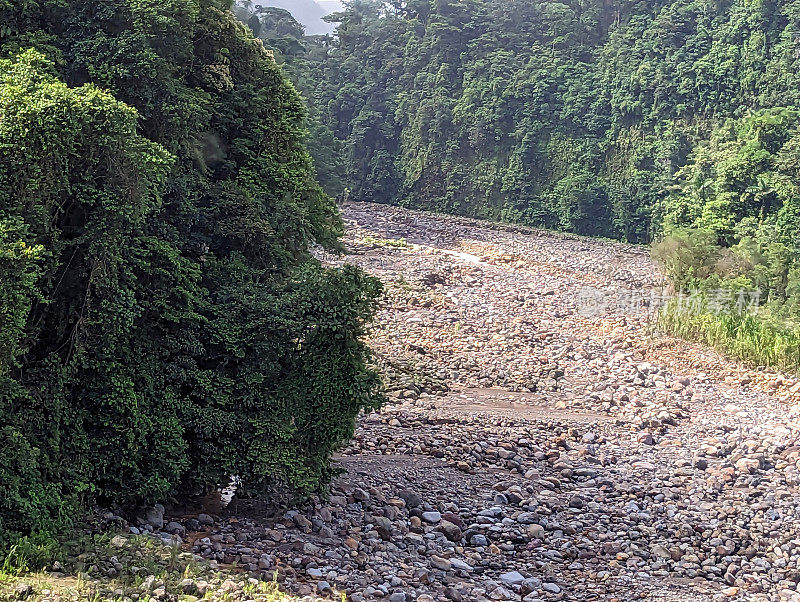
0 0 381 545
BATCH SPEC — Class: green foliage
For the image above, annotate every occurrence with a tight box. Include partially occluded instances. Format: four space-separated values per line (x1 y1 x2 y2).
285 0 800 242
0 0 382 546
0 426 71 551
665 109 800 244
659 300 800 373
233 2 347 198
657 109 800 297
653 109 800 373
0 217 44 371
362 235 408 247
0 48 176 544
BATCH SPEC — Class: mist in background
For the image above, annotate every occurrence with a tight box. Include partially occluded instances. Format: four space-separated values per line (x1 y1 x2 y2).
258 0 343 35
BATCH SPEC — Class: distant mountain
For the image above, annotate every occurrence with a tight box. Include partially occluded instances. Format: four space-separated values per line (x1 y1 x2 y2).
258 0 342 35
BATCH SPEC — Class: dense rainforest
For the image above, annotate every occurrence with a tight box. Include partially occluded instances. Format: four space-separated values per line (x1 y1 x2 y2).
236 0 800 368
267 0 800 243
0 0 382 545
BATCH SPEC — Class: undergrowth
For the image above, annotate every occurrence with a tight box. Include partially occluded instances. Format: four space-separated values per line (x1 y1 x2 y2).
0 531 336 601
659 300 800 374
362 236 409 248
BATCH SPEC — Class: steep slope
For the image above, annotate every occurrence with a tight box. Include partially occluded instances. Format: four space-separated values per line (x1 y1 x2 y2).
308 0 800 245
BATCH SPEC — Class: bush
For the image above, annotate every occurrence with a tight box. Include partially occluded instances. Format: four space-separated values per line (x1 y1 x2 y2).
0 48 176 538
0 427 71 550
659 301 800 373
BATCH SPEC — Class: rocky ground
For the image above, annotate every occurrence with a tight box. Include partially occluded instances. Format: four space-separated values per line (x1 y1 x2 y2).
191 203 800 602
8 202 800 602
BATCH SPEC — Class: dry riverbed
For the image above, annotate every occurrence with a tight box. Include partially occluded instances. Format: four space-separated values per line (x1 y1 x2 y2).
6 202 800 602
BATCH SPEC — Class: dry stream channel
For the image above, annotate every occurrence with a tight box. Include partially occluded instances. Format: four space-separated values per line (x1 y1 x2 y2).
183 202 800 602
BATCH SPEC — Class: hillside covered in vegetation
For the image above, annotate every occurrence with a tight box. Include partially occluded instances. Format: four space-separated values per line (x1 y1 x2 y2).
235 0 800 369
243 0 800 244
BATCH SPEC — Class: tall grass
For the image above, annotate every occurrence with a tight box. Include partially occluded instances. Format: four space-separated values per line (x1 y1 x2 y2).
659 300 800 373
0 534 63 581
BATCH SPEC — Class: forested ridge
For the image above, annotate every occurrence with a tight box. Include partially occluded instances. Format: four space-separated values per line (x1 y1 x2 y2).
0 0 381 546
241 0 800 245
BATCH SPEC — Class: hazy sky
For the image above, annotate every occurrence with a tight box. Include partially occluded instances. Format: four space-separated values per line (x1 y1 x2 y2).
260 0 344 35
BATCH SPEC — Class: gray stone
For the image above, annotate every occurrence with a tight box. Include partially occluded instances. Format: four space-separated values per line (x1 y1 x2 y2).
422 511 441 523
450 558 474 572
165 521 185 536
353 488 370 501
399 490 423 508
521 577 542 594
568 495 584 509
470 534 489 547
145 505 164 529
14 583 33 599
499 571 525 586
317 581 332 593
489 586 513 600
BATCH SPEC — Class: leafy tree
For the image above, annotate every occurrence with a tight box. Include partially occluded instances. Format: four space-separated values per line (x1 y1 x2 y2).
0 0 381 544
